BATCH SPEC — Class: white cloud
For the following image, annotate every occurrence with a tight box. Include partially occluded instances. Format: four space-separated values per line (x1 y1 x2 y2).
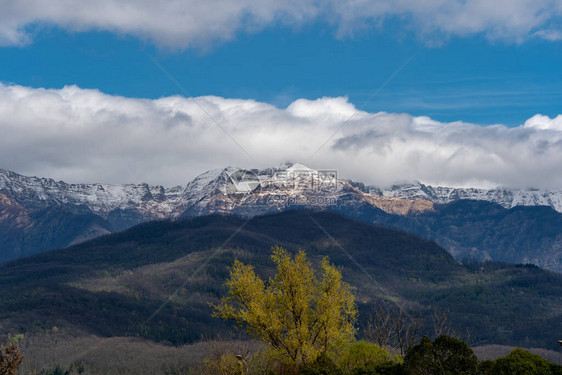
1 83 562 190
0 0 318 47
524 114 562 130
1 0 562 47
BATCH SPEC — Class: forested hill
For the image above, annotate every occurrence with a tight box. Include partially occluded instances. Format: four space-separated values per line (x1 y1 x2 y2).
336 199 562 272
1 210 561 349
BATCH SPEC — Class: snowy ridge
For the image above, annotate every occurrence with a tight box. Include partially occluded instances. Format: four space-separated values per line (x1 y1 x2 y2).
377 182 562 212
2 165 562 222
0 168 184 219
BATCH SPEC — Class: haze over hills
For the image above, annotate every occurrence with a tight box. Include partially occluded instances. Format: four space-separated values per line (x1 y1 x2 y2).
1 164 562 271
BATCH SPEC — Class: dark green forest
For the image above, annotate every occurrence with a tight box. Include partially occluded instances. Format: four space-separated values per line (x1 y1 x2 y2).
1 211 561 351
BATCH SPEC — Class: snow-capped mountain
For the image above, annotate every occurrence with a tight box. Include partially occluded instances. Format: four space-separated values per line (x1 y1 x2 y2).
180 163 434 217
0 168 185 221
0 164 434 261
4 164 561 223
373 181 562 213
0 163 433 223
2 164 562 271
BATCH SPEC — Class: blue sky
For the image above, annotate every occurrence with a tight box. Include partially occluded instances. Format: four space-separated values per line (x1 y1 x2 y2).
1 20 561 126
1 1 562 188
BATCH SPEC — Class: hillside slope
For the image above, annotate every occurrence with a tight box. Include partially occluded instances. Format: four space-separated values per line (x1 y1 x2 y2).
348 200 562 272
1 211 560 350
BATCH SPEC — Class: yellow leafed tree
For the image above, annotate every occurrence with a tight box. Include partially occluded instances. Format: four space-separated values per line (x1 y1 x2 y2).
213 246 357 366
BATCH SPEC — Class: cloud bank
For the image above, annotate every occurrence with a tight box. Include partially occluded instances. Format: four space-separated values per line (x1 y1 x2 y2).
1 83 562 189
1 0 562 47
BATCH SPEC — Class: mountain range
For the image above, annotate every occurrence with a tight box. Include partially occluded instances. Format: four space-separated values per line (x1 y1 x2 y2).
1 164 561 271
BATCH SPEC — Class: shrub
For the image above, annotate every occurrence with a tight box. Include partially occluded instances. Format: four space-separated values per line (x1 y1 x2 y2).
202 353 243 375
490 348 553 375
337 341 393 374
432 335 478 375
478 360 495 374
298 353 342 375
349 361 407 375
369 362 407 375
404 335 478 375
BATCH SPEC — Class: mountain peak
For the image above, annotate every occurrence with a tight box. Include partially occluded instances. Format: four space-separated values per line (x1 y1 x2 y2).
285 163 316 172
